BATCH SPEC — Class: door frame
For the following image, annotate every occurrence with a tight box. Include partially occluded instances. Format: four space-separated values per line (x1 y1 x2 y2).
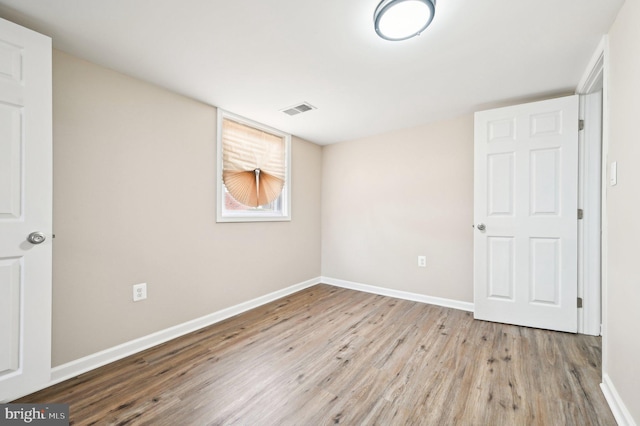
576 36 607 337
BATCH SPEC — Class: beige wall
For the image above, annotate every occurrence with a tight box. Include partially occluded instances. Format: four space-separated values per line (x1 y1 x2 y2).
52 27 640 425
606 2 640 422
52 51 322 366
321 115 474 302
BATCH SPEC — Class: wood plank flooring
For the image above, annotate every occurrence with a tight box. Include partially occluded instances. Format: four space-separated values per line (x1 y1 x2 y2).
16 284 615 425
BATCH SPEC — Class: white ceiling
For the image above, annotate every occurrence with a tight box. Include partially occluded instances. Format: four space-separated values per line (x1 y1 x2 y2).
0 0 624 145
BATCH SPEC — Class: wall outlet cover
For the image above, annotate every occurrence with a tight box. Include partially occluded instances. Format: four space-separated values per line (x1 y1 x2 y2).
133 283 147 302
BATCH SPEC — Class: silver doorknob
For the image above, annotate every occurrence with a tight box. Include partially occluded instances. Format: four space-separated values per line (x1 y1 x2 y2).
476 224 486 231
27 231 46 244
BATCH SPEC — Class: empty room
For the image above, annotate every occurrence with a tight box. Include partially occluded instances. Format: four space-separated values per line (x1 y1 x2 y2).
0 0 638 424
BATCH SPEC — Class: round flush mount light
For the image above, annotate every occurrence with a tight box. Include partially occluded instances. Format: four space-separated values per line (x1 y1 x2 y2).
374 0 436 41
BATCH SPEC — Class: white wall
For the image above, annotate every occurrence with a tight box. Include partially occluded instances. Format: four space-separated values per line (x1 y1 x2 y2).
321 115 474 302
604 1 640 422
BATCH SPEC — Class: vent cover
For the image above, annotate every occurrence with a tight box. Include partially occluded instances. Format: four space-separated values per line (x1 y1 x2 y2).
281 102 316 116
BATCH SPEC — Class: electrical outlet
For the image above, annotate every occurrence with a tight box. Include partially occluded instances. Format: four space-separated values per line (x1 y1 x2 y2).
418 256 427 268
133 283 147 302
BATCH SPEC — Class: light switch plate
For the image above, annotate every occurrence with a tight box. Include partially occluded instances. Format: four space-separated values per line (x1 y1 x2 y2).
610 161 617 186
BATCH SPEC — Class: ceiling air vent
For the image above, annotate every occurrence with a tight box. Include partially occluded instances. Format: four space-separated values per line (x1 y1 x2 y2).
281 102 316 116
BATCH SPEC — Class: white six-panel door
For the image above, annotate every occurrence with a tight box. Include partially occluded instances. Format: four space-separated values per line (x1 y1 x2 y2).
474 95 579 333
0 18 52 401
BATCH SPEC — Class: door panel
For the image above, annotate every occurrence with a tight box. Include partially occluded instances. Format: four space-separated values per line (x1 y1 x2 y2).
487 237 515 300
529 238 560 305
0 17 52 402
487 153 515 216
474 95 578 333
530 148 560 215
0 39 23 82
0 103 21 218
0 258 20 375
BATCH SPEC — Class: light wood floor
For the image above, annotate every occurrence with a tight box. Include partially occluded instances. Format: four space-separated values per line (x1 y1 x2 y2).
17 284 615 425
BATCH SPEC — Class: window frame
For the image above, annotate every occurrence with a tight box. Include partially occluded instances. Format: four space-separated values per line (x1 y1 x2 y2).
216 109 292 223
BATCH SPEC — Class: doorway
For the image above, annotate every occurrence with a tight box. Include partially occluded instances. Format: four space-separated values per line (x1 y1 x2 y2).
577 49 605 337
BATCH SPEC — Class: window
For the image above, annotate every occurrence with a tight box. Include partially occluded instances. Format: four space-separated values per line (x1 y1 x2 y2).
216 109 291 222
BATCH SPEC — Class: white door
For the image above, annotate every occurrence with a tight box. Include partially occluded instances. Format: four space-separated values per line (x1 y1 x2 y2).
474 95 579 333
0 18 52 402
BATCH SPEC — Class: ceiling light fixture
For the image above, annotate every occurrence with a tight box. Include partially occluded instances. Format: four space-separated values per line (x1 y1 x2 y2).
374 0 436 41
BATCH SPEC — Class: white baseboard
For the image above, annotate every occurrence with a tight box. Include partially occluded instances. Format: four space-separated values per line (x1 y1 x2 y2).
34 276 639 426
601 374 638 426
321 276 474 312
48 277 321 387
26 275 473 401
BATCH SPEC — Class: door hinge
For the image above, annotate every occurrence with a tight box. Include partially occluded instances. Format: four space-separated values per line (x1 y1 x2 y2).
577 297 583 308
579 119 585 131
578 209 584 220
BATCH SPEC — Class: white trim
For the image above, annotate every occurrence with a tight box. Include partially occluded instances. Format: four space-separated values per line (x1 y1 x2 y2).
577 91 602 336
600 34 611 374
8 276 474 401
575 36 606 337
577 37 606 93
321 276 474 312
601 374 638 426
22 277 319 398
577 93 586 335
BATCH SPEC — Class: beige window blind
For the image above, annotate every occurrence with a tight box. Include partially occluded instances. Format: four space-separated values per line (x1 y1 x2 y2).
221 118 286 207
